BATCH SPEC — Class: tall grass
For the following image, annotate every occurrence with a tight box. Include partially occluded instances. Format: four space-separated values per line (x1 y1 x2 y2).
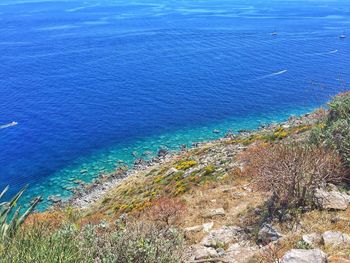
0 219 184 263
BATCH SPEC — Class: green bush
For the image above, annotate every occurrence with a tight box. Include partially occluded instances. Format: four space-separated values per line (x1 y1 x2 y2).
309 92 350 168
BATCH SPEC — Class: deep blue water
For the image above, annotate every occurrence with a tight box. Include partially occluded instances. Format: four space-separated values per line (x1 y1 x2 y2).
0 0 349 209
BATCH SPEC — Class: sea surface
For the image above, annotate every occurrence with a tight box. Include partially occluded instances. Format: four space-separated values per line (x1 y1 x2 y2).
0 0 349 209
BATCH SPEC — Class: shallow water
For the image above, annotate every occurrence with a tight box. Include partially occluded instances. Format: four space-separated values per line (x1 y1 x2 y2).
0 0 349 209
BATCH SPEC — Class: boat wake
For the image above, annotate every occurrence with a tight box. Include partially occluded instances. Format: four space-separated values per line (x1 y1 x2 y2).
258 69 288 80
309 49 338 56
0 121 18 130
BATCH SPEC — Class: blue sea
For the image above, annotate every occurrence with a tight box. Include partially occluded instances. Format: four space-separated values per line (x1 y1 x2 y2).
0 0 349 209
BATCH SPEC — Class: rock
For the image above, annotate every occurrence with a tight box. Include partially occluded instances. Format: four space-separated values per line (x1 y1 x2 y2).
328 255 350 263
201 226 244 247
203 208 226 218
184 225 203 233
322 231 350 247
157 148 168 157
165 167 179 176
314 188 350 210
302 233 322 247
192 245 219 260
280 249 328 263
203 222 214 232
258 224 283 245
226 243 259 263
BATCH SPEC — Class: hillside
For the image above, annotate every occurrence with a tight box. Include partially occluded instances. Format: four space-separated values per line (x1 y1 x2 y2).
1 93 350 263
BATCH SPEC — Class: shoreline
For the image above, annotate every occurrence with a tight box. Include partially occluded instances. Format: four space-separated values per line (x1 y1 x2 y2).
59 109 321 210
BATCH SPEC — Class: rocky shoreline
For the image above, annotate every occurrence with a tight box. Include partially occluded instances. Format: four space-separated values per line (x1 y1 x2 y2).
54 110 321 210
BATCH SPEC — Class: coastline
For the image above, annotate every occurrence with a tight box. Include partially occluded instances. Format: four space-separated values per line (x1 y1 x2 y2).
61 109 322 210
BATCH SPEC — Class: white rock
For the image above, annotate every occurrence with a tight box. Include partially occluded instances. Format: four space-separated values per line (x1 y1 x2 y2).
201 226 243 247
192 245 219 260
203 222 214 232
258 224 283 245
281 249 328 263
165 167 178 176
226 243 259 263
184 225 203 233
322 231 350 247
203 208 225 218
314 188 350 210
302 233 322 247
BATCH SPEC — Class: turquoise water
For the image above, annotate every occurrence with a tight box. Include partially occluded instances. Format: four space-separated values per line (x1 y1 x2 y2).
0 0 349 209
24 104 315 209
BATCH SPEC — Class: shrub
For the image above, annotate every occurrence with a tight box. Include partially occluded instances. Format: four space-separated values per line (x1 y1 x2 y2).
147 198 186 225
175 160 197 170
82 220 184 263
240 143 344 211
1 219 184 263
0 186 41 241
310 92 350 170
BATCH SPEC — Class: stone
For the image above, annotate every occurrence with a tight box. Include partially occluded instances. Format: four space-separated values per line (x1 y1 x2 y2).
203 208 226 218
192 245 219 260
280 249 328 263
203 222 214 232
201 226 244 247
302 233 322 247
165 167 179 176
314 188 350 210
225 243 259 263
322 231 350 247
258 224 283 245
184 225 203 233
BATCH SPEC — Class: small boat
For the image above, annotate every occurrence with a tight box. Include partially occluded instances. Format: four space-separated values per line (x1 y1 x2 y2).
340 32 347 39
271 28 278 36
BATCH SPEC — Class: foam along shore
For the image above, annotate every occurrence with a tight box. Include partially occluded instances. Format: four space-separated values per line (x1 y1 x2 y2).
58 111 321 210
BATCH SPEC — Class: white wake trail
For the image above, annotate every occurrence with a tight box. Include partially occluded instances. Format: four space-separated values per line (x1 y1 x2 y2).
0 121 18 130
258 69 288 80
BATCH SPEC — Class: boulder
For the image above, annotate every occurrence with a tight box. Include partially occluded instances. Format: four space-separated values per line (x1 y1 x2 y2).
203 208 225 218
258 224 283 245
203 222 214 232
302 233 322 247
280 249 327 263
225 243 259 263
192 245 219 260
314 188 350 210
322 231 350 247
201 226 244 248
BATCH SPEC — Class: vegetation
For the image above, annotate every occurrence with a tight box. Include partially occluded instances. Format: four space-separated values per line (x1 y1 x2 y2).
240 143 344 213
310 92 350 170
0 186 41 241
1 219 184 263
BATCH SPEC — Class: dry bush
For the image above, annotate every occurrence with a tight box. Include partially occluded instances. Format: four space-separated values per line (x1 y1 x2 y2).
240 143 345 210
147 198 186 225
